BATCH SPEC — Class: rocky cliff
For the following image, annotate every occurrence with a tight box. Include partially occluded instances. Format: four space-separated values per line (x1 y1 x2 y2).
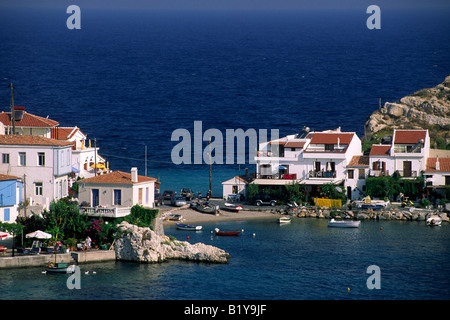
364 74 450 148
114 221 230 264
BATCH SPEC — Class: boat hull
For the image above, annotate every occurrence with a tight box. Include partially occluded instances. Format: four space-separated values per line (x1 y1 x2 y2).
327 219 360 228
278 217 291 224
176 223 203 231
46 264 76 274
215 231 240 236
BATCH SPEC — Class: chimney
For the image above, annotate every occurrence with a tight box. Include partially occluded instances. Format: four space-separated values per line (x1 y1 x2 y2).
131 167 138 182
436 156 440 171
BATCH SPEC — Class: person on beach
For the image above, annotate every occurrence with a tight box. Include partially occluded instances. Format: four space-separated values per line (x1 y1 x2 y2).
84 236 92 251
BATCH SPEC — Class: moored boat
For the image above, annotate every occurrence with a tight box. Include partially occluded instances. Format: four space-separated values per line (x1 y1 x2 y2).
45 263 76 274
327 218 361 228
215 228 240 236
176 223 203 231
223 203 243 212
278 216 291 224
191 201 220 214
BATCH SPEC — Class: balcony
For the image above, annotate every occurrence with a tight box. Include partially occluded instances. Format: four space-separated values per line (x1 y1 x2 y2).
308 170 336 178
369 170 389 177
393 145 422 154
80 206 132 218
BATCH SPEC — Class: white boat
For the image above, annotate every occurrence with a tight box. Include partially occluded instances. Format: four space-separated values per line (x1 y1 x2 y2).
176 223 203 231
328 219 361 228
278 216 291 224
426 216 442 226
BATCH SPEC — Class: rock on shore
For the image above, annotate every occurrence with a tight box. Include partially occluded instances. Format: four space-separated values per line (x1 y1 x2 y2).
114 221 230 264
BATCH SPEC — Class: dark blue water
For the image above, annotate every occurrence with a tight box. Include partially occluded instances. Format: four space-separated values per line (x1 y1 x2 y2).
1 7 449 195
0 219 449 300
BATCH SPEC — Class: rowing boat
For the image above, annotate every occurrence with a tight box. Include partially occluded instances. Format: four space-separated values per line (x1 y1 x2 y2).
176 223 203 231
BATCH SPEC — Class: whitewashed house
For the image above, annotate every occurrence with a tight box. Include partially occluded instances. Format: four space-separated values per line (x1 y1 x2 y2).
0 108 59 137
345 155 369 200
77 168 157 218
51 126 109 179
0 135 73 210
253 128 362 198
424 156 450 188
222 175 253 201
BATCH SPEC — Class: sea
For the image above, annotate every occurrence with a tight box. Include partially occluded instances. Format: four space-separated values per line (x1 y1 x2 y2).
0 4 449 301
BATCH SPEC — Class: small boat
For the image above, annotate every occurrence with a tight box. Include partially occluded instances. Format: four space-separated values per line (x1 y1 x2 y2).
176 223 203 231
223 203 243 212
166 213 183 221
426 216 442 226
327 219 361 228
215 228 240 236
191 201 220 214
45 263 76 274
278 216 291 224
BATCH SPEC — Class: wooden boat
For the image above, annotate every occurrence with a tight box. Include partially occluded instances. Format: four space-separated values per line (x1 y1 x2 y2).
223 203 243 212
191 201 219 214
167 213 183 221
361 204 383 210
327 219 361 228
214 228 240 236
176 223 203 231
278 216 291 224
45 263 76 274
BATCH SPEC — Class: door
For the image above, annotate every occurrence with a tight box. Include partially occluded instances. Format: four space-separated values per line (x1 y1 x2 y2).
92 189 99 207
403 161 412 177
138 188 143 205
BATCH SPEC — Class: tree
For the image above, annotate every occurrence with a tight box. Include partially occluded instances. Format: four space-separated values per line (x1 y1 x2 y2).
0 221 24 257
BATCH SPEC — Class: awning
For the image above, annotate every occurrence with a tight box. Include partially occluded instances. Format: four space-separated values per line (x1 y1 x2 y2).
251 179 301 186
72 167 80 173
300 179 344 186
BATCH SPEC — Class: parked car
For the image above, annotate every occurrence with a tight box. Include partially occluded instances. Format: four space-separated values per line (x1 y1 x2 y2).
180 188 193 200
171 195 187 207
163 190 176 200
254 194 277 206
154 193 164 206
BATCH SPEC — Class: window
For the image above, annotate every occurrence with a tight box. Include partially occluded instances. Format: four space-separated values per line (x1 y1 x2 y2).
38 152 45 166
446 176 450 186
325 144 334 151
35 182 43 196
114 189 121 205
348 169 354 179
19 152 26 166
358 169 365 179
2 153 9 164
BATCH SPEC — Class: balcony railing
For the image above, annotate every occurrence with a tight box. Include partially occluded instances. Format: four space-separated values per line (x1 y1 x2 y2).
369 170 389 177
393 146 422 153
308 170 336 178
396 170 418 178
80 206 132 218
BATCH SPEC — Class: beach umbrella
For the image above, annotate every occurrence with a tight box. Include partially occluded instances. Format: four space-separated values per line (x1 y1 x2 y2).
0 231 9 239
26 230 52 239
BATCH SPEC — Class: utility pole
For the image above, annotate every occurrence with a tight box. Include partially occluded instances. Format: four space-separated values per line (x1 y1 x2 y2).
9 82 15 135
209 138 212 198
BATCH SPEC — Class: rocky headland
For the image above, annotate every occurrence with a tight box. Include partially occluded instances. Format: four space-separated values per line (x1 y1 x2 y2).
114 221 230 264
364 74 450 147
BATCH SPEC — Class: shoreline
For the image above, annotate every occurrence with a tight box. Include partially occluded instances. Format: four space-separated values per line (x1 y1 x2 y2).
162 207 277 225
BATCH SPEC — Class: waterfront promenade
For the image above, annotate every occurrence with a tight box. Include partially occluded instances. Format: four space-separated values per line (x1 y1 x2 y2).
0 249 115 270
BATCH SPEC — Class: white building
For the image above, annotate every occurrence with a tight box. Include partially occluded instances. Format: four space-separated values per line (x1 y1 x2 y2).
51 126 109 179
253 128 362 198
0 135 73 209
222 175 252 201
77 168 157 218
0 108 59 137
424 156 450 189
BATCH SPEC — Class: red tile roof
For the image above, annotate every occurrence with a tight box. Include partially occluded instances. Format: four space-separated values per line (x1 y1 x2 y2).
425 157 450 172
0 135 74 147
369 145 391 156
0 173 21 181
348 155 369 167
309 133 354 145
284 141 306 148
0 111 59 128
51 127 85 140
394 130 427 144
79 171 156 184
